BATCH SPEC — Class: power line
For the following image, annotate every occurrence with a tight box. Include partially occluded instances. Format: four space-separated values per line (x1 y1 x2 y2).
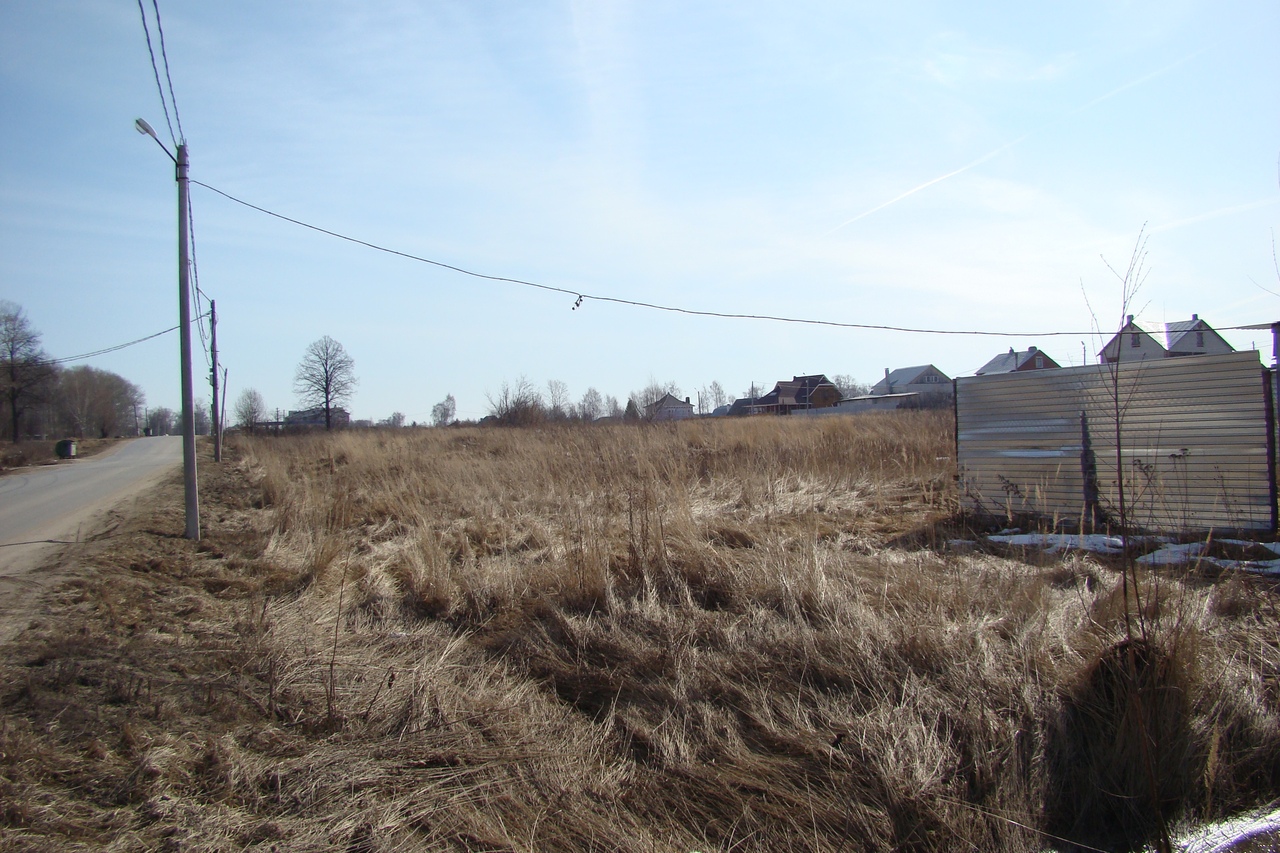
187 196 212 370
194 180 1119 339
150 0 185 143
37 316 205 366
135 0 176 147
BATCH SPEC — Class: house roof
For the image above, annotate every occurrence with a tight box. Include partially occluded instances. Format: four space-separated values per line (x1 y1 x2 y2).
871 365 951 394
1164 314 1231 348
645 392 691 412
1099 316 1167 361
758 375 837 408
1165 318 1202 348
975 347 1055 375
879 365 938 387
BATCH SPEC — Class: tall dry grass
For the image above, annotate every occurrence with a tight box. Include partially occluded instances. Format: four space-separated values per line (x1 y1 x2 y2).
2 412 1278 852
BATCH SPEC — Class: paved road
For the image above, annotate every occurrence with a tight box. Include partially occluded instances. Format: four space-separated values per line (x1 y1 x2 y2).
0 436 183 642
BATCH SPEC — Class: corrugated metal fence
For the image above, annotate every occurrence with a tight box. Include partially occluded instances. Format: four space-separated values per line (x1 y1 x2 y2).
955 351 1276 532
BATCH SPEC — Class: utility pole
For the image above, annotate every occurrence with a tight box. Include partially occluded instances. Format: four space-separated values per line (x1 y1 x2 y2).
210 299 221 462
219 366 229 447
177 142 200 538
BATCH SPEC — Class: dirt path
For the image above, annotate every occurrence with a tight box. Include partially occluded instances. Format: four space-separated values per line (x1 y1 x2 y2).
0 437 183 644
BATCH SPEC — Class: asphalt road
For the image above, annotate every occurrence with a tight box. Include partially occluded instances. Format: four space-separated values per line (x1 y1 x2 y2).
0 436 183 642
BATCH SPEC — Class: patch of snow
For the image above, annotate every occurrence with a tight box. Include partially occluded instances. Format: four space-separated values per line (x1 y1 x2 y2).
987 533 1127 554
1176 804 1280 852
1138 543 1207 566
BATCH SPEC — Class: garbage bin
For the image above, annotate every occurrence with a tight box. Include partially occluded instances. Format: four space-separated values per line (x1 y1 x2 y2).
55 439 77 459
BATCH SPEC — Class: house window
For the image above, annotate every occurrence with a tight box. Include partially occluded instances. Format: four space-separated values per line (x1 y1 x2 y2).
1196 331 1204 348
1131 333 1140 347
1035 356 1044 368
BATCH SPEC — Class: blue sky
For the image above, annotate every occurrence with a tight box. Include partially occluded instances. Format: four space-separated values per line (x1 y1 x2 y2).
2 1 1277 423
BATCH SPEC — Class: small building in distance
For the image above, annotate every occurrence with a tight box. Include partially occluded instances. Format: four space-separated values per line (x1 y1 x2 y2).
1100 315 1167 364
1098 314 1235 363
1165 314 1235 358
284 406 350 429
645 393 695 421
870 365 953 397
754 374 842 415
974 346 1060 376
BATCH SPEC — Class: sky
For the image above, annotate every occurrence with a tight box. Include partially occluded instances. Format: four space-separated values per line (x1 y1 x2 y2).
1 1 1278 424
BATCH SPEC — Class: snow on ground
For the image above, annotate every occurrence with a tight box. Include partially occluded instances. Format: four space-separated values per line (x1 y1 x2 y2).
1175 804 1280 852
970 531 1280 577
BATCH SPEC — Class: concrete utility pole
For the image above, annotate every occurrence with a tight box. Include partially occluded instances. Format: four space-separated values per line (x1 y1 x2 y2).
136 118 200 539
210 299 221 462
176 142 200 539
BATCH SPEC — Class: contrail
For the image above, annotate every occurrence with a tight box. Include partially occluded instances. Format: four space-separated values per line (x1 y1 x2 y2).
822 46 1214 237
1149 197 1280 234
1069 45 1212 115
820 134 1029 236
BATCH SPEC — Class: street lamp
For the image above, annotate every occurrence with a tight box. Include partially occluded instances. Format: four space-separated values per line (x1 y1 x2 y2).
136 118 200 539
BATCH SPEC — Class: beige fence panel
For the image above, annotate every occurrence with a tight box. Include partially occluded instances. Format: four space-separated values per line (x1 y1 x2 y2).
956 351 1275 532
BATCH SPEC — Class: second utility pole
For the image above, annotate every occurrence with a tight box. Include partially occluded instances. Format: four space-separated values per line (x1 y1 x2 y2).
210 299 221 462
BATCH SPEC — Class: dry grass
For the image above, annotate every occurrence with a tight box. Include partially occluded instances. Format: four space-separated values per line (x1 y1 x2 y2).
2 412 1278 852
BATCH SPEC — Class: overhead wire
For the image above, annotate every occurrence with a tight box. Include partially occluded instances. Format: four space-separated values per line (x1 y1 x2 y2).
135 0 176 147
193 180 1115 339
150 0 185 143
35 319 203 366
135 0 214 380
187 196 212 370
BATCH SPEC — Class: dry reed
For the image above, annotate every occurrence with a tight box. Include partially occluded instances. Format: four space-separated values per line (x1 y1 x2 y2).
1 412 1277 852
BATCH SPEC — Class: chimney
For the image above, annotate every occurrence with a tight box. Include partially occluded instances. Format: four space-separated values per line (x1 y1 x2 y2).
884 368 892 393
1191 313 1198 322
685 397 690 405
1028 345 1037 353
1127 314 1134 325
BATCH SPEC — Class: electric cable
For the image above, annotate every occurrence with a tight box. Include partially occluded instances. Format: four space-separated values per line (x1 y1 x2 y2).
192 181 1272 340
192 180 1134 339
150 0 185 143
36 314 207 366
187 197 212 370
135 0 177 147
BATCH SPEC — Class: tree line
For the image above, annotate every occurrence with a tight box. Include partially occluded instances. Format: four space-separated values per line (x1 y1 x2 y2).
1 300 209 443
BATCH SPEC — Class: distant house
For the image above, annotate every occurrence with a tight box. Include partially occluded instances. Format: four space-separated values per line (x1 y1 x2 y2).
870 365 952 396
974 346 1059 375
726 397 761 417
285 406 350 429
1100 315 1167 364
754 374 842 415
1098 314 1235 363
1165 314 1234 358
645 393 695 421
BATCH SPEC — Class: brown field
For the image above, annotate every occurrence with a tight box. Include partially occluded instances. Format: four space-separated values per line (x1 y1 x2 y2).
2 412 1279 852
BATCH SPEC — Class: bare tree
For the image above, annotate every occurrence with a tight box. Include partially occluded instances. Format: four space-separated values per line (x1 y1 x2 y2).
148 407 175 436
294 336 357 431
578 387 604 422
829 374 870 398
379 411 405 428
705 380 728 411
234 388 267 433
193 398 211 436
546 379 571 420
57 366 143 438
431 394 456 427
486 378 545 426
0 301 55 442
605 394 623 418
